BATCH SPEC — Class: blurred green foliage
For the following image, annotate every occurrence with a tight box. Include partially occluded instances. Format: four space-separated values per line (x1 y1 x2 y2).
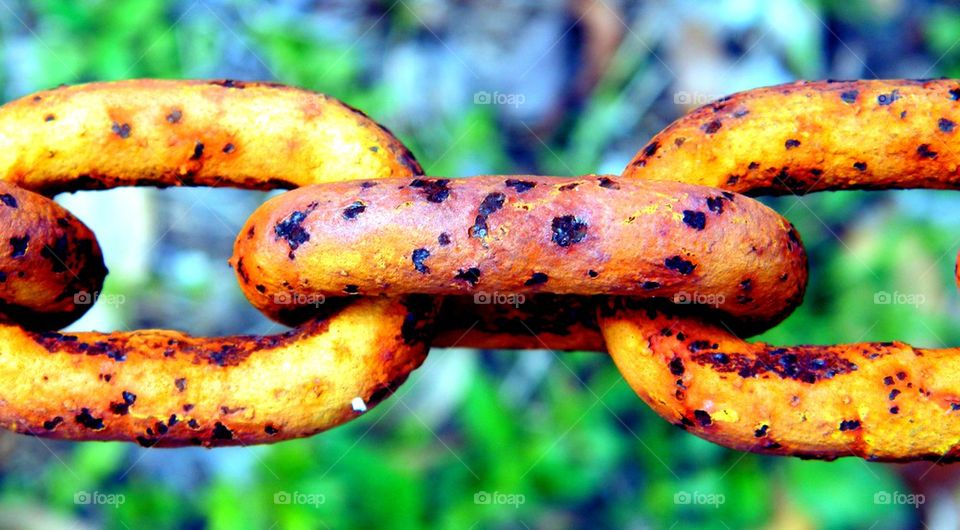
3 0 960 528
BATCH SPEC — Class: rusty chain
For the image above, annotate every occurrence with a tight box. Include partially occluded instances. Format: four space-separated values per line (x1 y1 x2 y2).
0 78 956 461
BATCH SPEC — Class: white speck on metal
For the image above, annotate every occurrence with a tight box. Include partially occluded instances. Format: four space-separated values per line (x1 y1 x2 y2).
351 397 367 413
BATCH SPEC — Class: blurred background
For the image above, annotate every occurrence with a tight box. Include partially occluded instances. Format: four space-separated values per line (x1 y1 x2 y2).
1 0 960 528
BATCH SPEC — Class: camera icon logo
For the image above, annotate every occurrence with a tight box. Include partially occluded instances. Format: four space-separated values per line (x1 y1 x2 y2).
74 491 92 505
474 491 491 504
274 292 293 305
474 91 492 105
874 491 892 504
274 491 292 505
673 491 692 505
74 291 93 305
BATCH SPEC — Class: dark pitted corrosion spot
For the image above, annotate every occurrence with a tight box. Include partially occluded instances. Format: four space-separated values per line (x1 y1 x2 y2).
588 270 599 278
878 90 900 106
951 87 960 101
701 120 722 134
754 424 768 437
109 390 137 415
641 281 660 290
166 109 182 123
785 139 801 149
478 193 505 216
854 161 867 171
344 284 359 294
136 436 159 447
409 179 450 203
43 416 63 430
190 141 204 160
691 346 858 383
688 340 718 352
598 177 620 189
839 419 861 432
274 204 317 256
551 216 588 247
212 79 246 89
75 408 104 430
664 256 695 275
918 144 938 159
111 122 131 139
454 267 481 286
0 194 17 208
471 192 506 239
175 378 186 392
558 182 579 192
10 235 28 258
669 357 684 376
438 233 451 246
265 425 279 435
411 248 431 274
693 410 712 426
524 272 548 286
840 90 858 104
682 210 706 230
706 196 725 214
211 422 233 440
342 201 366 220
505 179 535 193
44 114 55 122
889 389 901 400
223 143 235 154
470 215 489 239
642 141 659 157
940 118 956 133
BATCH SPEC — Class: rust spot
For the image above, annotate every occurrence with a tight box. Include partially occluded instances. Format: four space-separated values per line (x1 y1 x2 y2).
411 248 430 274
111 122 131 139
551 216 588 247
701 120 722 134
75 408 104 430
409 179 450 203
691 347 858 383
